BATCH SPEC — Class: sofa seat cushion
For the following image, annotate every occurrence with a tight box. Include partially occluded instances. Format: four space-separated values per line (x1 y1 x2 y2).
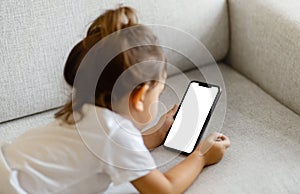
0 109 58 142
178 63 300 193
0 63 299 193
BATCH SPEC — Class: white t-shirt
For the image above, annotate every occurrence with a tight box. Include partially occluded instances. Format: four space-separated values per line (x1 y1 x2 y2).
1 104 156 193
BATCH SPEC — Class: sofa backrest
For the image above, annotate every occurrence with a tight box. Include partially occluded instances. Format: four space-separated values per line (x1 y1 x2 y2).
0 0 229 123
227 0 300 115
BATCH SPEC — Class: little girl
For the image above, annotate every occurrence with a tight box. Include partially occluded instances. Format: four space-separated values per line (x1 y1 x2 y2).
0 6 230 194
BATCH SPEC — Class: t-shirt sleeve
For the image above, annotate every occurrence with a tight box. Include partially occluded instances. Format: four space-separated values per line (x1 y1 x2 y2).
103 121 156 185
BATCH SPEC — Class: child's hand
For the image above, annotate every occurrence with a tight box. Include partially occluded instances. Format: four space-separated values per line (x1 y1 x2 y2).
142 104 178 150
195 132 230 166
155 104 178 143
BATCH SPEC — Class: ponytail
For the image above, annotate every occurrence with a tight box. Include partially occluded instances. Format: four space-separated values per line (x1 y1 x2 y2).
87 6 138 37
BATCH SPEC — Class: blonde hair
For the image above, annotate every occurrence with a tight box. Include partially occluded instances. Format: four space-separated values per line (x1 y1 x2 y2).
55 6 166 124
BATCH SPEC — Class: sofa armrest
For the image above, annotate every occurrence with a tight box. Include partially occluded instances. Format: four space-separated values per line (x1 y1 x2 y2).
227 0 300 115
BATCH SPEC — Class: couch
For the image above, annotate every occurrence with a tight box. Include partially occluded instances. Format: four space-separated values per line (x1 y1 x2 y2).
1 0 299 193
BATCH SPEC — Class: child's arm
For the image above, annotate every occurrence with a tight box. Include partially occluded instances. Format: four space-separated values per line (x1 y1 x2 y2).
142 105 178 150
132 133 230 194
132 152 204 194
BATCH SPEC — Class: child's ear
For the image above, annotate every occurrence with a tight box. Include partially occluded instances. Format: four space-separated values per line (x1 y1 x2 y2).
131 84 150 112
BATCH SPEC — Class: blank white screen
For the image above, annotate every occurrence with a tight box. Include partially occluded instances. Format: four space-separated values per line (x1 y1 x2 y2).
164 83 218 153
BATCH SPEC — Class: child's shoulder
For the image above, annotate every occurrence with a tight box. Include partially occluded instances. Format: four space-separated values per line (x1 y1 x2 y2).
78 103 143 145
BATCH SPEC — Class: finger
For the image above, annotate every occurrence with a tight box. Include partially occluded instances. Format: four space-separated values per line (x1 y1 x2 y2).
172 104 178 112
209 132 222 140
213 133 230 143
218 134 228 141
167 104 178 116
218 135 230 148
216 133 225 141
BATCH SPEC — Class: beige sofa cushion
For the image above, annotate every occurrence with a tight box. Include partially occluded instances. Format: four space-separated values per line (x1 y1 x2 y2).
227 0 300 115
0 0 229 123
0 109 58 142
157 63 300 193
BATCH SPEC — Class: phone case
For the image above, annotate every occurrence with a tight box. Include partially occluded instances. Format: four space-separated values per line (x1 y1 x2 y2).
163 80 222 155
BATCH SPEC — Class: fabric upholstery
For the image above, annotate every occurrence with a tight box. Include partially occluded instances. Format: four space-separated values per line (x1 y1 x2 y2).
0 0 229 123
1 63 299 193
181 64 300 194
227 0 300 115
0 109 58 143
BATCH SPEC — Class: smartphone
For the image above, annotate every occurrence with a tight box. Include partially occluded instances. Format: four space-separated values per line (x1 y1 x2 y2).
163 80 221 155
